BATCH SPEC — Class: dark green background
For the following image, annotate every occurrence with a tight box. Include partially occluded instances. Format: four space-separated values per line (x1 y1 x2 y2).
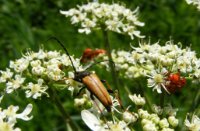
0 0 199 130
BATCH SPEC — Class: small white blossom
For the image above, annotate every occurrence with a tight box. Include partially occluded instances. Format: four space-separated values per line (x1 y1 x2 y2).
142 121 157 131
9 58 29 73
147 68 168 94
31 65 45 76
0 121 21 131
123 111 138 123
2 104 33 124
149 114 160 124
129 94 146 106
159 118 169 128
185 114 200 131
25 79 48 99
138 109 149 119
0 68 13 83
168 116 179 127
6 75 25 93
81 110 130 131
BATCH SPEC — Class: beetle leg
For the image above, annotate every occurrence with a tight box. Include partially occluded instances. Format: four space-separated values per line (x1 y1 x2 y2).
76 86 86 96
114 90 124 110
101 80 113 93
90 93 95 100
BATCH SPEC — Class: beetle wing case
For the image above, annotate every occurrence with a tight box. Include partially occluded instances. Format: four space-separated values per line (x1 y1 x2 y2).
82 74 112 112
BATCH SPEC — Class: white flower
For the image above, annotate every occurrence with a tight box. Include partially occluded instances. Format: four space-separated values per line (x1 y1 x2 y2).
0 68 13 83
168 116 178 127
129 94 146 106
9 58 29 73
47 51 60 59
81 110 102 131
185 114 200 131
152 104 163 115
25 79 48 99
147 68 168 94
138 109 149 119
159 118 169 128
81 110 130 131
123 111 138 123
2 104 33 124
31 65 45 76
0 121 21 131
46 64 65 81
142 120 157 131
34 49 47 59
30 60 41 67
6 75 25 93
149 114 160 124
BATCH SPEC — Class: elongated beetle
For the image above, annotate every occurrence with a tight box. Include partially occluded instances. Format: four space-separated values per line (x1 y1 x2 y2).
51 38 112 112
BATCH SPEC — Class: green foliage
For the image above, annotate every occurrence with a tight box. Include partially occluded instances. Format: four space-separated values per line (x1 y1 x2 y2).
0 0 200 130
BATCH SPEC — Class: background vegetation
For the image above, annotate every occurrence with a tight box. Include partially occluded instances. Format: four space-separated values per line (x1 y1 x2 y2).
0 0 200 130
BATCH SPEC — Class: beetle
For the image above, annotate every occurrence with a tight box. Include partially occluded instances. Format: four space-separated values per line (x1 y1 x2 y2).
165 71 186 94
52 38 112 112
80 48 106 63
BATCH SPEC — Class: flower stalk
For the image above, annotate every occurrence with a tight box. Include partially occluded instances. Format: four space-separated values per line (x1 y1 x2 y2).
48 87 79 131
102 29 119 91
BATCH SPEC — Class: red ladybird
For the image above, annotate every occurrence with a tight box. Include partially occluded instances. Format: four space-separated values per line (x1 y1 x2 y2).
165 72 186 93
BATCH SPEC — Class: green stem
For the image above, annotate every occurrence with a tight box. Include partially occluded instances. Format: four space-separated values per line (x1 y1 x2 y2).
160 92 165 109
48 88 78 131
102 29 119 91
138 81 153 112
189 87 200 112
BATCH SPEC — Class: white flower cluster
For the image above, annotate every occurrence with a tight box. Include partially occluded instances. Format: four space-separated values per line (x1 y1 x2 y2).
102 40 200 93
0 96 33 131
186 0 200 10
60 2 145 39
0 49 82 99
138 109 178 131
80 93 179 131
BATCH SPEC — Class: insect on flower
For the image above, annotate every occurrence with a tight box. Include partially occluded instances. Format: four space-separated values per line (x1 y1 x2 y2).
80 48 106 63
50 37 112 112
165 72 186 94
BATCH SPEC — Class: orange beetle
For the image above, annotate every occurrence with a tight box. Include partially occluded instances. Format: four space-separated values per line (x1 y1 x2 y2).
80 48 106 63
54 39 112 112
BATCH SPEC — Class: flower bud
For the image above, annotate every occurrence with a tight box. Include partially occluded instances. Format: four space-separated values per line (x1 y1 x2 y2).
143 121 157 131
123 111 138 123
141 119 151 126
74 98 86 107
159 118 169 128
138 109 149 119
30 60 41 67
168 116 178 127
129 94 146 106
149 114 160 124
161 128 174 131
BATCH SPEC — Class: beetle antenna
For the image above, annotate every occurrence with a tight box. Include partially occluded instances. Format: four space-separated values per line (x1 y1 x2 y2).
47 37 77 72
